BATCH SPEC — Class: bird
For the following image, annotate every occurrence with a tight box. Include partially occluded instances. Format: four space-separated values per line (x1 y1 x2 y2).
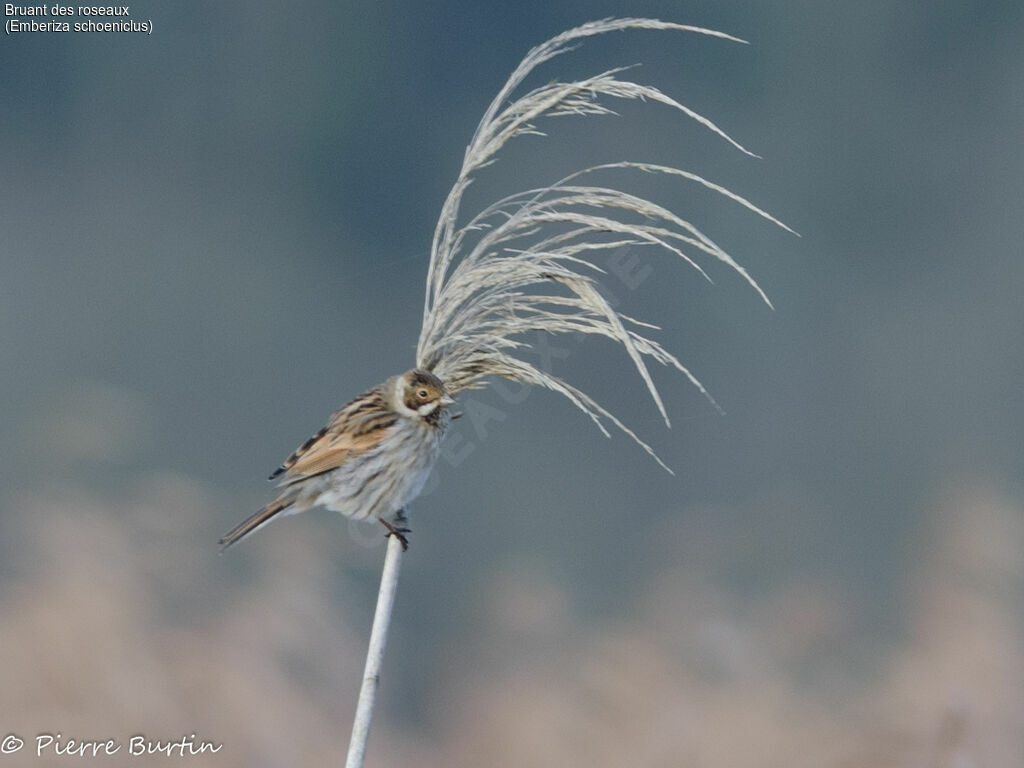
218 369 454 551
219 19 789 553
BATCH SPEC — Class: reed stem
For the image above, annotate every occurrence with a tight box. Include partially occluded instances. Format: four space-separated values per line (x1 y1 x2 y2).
344 533 405 768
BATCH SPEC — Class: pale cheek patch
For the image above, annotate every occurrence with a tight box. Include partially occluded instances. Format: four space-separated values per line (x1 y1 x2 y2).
393 377 418 418
417 401 439 416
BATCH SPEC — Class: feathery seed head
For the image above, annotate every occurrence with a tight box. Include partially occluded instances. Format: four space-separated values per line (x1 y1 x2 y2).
415 18 792 470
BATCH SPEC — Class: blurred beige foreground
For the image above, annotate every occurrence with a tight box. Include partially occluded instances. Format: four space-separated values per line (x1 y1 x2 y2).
2 474 1020 767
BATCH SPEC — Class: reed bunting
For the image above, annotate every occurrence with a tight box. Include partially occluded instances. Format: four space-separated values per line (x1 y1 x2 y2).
220 19 786 552
219 369 455 551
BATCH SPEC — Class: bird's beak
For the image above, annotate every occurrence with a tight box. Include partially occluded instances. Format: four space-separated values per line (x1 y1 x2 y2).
440 394 455 407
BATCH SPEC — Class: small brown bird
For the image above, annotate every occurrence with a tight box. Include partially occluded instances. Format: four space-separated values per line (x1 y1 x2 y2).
220 20 787 553
219 369 454 551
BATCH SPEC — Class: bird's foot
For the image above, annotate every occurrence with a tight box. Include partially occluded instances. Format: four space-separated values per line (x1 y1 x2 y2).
380 519 411 551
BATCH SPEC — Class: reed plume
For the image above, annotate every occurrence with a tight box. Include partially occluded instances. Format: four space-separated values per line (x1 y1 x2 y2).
416 18 792 470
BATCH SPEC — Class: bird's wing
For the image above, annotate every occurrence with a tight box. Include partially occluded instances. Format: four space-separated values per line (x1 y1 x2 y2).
269 386 397 483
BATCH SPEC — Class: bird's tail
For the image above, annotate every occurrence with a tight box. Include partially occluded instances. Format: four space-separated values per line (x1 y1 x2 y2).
219 494 298 552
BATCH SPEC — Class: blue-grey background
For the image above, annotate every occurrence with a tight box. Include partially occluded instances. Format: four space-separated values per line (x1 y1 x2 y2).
2 2 1022 765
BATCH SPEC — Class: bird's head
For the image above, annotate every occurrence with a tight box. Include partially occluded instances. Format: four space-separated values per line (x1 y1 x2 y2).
395 369 455 419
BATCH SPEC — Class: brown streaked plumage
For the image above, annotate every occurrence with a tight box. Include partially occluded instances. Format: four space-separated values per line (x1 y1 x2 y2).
219 369 454 552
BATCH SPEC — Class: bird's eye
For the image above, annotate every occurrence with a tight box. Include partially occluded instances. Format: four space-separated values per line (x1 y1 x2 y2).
418 389 429 399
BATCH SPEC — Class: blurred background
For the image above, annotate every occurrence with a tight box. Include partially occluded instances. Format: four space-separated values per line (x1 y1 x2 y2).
2 1 1022 765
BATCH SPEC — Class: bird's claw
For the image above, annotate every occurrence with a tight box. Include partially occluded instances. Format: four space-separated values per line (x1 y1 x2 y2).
381 520 411 551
